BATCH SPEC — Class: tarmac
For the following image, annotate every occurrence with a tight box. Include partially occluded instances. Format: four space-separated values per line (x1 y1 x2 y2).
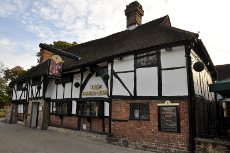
0 122 152 153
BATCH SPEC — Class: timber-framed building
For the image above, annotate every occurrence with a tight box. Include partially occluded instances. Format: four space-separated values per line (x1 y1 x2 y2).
10 1 219 152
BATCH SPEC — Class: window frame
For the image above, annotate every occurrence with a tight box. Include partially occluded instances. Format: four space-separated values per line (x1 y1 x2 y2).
135 51 158 68
50 101 72 116
76 101 104 117
129 103 150 120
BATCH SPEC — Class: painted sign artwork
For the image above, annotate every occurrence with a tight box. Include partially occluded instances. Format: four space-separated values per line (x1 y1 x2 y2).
49 55 64 78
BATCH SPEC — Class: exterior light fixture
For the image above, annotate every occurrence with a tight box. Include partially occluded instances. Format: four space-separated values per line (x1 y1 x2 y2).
193 60 204 72
74 82 80 88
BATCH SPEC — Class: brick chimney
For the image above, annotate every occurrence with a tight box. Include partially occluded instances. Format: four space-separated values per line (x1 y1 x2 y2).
125 1 144 30
39 48 53 63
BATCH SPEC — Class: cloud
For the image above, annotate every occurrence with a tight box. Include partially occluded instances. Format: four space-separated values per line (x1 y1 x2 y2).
0 0 29 17
0 38 37 69
0 0 229 68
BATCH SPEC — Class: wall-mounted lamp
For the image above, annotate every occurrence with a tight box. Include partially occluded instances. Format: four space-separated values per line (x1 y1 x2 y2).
74 82 80 88
193 60 204 72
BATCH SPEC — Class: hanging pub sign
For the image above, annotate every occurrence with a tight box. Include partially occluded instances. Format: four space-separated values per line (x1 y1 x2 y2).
48 55 64 78
157 101 180 132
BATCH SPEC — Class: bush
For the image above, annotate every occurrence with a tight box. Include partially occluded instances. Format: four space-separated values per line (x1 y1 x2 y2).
0 109 6 118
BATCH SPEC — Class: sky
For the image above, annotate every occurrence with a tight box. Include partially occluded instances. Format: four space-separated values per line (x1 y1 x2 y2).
0 0 229 69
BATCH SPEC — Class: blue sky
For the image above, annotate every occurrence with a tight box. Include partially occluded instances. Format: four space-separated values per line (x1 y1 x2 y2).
0 0 229 69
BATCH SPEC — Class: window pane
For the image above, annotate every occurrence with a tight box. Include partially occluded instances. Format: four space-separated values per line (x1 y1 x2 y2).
130 103 140 119
139 103 149 119
136 54 157 68
130 103 149 120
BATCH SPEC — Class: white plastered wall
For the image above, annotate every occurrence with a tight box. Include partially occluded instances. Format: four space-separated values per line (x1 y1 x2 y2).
136 67 158 96
161 46 188 96
45 79 56 99
82 72 108 98
112 55 134 96
72 73 81 98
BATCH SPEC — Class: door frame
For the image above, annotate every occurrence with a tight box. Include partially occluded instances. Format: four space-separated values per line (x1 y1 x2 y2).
30 102 39 128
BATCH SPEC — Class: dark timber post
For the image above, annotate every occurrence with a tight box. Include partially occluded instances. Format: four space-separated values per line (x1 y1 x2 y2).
185 45 196 153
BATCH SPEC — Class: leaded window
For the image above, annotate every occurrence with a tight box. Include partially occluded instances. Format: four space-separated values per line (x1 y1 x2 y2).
136 51 158 68
130 103 149 120
77 101 103 117
51 101 72 115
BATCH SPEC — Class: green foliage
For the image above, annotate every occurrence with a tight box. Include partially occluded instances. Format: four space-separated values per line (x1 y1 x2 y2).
4 66 26 82
36 40 77 63
0 63 25 108
0 109 7 118
52 40 77 49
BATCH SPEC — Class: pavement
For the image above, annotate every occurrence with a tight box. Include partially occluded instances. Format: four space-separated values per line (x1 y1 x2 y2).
0 122 152 153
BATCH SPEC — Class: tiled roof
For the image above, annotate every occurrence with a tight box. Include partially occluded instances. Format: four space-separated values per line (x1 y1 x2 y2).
215 64 230 80
15 60 49 82
63 16 198 70
16 15 199 81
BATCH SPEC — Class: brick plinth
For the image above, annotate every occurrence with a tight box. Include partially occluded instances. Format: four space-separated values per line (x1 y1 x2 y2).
111 99 190 153
63 116 78 129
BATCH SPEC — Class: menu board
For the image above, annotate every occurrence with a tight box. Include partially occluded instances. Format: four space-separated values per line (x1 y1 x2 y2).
158 106 180 132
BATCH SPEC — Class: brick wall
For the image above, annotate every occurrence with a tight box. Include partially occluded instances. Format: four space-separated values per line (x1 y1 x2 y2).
50 115 62 127
42 101 49 129
63 116 78 129
111 99 190 153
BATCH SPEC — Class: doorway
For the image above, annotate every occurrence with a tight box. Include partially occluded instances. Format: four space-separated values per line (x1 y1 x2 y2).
31 102 39 128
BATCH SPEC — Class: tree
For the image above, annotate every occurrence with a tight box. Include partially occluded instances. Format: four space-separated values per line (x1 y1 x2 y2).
0 64 26 108
36 40 77 63
0 62 8 108
4 66 26 82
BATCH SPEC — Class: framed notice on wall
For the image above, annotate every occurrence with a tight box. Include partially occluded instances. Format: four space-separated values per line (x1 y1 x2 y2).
158 105 180 132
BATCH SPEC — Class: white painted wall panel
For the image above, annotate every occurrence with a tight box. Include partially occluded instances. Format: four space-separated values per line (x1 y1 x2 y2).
162 68 188 96
12 86 16 100
161 46 186 69
45 79 56 99
72 73 81 98
57 84 64 99
112 72 134 96
39 82 43 97
137 67 158 96
113 76 129 96
72 100 77 114
104 102 109 116
64 83 72 98
113 55 134 72
82 73 108 98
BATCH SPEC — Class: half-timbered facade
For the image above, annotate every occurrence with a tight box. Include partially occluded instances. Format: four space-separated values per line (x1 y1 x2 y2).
10 1 217 152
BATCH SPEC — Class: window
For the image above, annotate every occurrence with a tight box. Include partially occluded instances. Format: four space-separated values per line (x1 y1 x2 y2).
77 101 103 117
130 103 149 120
136 51 158 68
17 82 23 91
51 101 72 115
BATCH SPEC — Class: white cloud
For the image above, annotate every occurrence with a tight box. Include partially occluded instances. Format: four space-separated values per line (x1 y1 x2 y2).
0 0 29 17
0 38 37 69
0 0 229 68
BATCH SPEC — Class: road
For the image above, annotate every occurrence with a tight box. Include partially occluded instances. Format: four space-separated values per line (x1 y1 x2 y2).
0 122 152 153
